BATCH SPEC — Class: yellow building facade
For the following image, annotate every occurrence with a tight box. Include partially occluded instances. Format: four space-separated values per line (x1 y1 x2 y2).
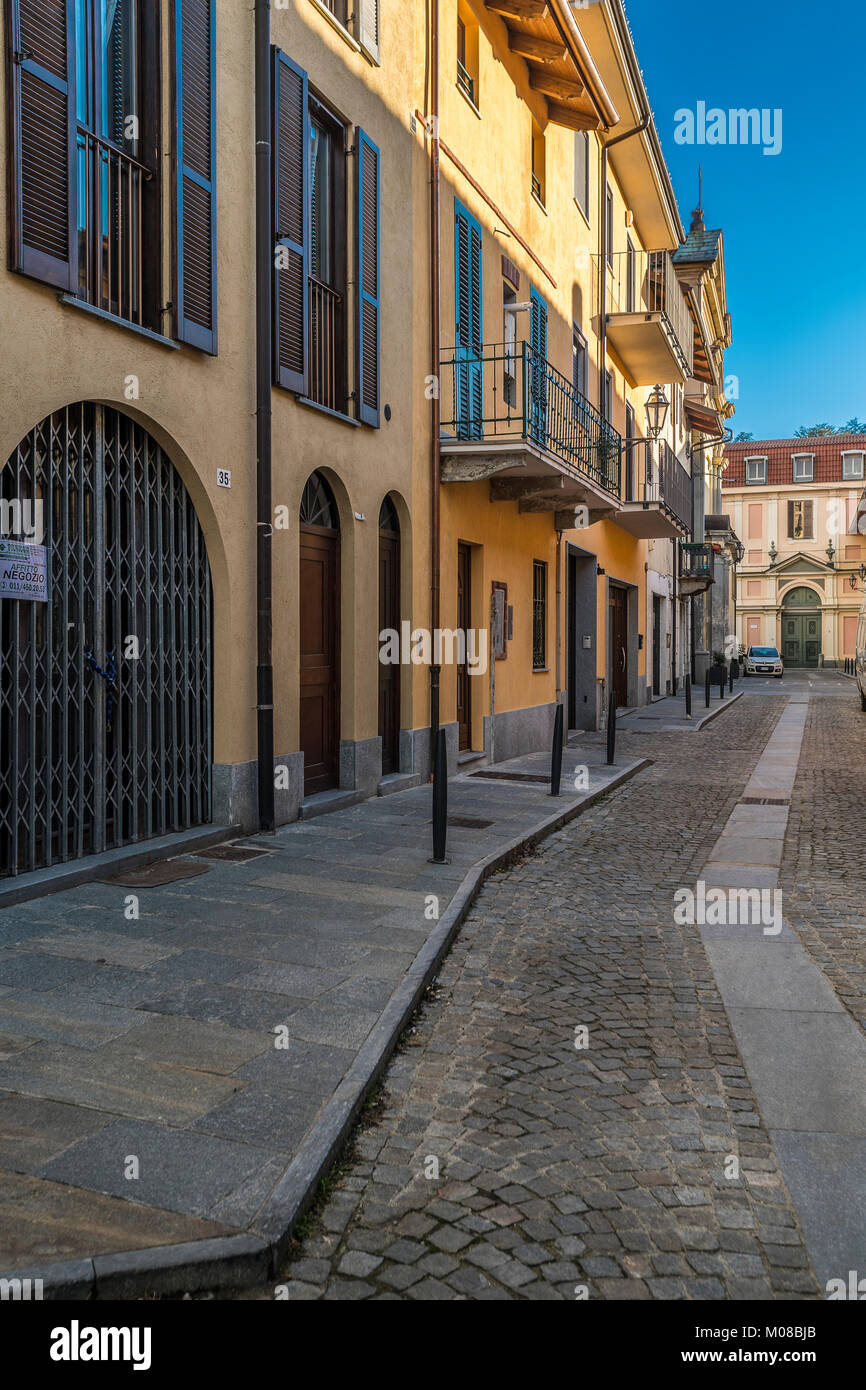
0 0 733 887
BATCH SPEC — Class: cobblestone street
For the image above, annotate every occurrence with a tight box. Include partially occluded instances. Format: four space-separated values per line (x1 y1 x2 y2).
233 683 860 1302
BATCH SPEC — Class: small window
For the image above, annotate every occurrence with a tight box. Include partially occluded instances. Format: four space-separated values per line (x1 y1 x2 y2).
843 451 865 480
792 454 814 482
322 0 349 27
572 325 587 402
625 237 636 312
531 122 545 204
745 456 768 485
574 131 590 219
605 185 614 267
532 561 547 670
456 9 478 106
603 369 613 424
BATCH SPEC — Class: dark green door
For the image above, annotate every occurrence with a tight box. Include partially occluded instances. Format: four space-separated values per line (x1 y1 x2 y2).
782 612 821 667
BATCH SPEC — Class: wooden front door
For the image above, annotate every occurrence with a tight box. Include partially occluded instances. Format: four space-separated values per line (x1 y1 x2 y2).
652 596 662 697
457 543 472 751
610 585 629 708
378 517 400 776
300 527 340 795
783 612 821 668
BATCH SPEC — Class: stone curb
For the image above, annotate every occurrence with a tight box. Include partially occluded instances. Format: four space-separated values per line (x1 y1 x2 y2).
0 757 650 1299
694 689 744 729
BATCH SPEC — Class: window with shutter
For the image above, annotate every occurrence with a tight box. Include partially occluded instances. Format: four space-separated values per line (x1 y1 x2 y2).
173 0 218 353
356 130 380 427
357 0 380 62
529 288 547 446
7 0 76 289
272 49 309 395
454 200 483 440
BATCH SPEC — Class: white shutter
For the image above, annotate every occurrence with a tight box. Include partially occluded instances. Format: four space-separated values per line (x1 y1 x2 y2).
358 0 380 61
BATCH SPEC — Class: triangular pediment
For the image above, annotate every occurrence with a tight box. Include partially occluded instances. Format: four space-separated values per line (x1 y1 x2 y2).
770 551 833 575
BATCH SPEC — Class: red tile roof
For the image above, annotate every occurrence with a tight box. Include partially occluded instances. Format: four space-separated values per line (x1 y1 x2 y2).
724 435 866 487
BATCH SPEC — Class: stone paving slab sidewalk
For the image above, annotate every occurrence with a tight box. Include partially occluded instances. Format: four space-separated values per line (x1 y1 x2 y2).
616 687 742 734
0 739 647 1296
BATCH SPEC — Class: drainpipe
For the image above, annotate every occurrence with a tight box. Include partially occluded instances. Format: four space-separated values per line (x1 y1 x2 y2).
255 0 274 831
428 0 441 775
555 527 563 703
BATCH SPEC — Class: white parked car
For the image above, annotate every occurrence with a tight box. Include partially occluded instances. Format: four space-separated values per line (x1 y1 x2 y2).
744 645 784 678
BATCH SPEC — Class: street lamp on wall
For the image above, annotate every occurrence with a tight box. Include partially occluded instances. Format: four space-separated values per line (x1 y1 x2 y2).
644 385 669 440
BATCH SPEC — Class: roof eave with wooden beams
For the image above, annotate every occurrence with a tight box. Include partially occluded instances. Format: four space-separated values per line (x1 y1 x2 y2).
485 0 619 132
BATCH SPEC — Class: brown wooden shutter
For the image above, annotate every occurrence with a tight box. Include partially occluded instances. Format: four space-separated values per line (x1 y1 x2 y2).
272 49 309 394
7 0 76 290
804 500 814 540
173 0 218 353
356 130 380 427
787 500 794 538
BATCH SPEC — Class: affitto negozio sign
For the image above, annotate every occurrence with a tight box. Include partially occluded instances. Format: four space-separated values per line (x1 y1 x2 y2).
0 539 48 602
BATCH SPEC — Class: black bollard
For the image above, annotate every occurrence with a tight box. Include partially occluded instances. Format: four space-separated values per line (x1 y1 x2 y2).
606 691 617 766
429 727 450 864
685 673 692 718
705 670 711 708
550 703 564 797
718 669 726 700
729 661 735 694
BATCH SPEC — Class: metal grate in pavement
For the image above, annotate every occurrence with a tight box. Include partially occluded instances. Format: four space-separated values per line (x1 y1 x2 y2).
470 771 550 784
739 797 790 806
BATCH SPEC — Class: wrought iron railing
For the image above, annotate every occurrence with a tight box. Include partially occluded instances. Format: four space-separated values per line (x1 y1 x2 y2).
622 438 692 531
440 341 622 497
680 542 714 581
309 275 343 412
76 128 151 327
599 247 693 376
457 59 475 104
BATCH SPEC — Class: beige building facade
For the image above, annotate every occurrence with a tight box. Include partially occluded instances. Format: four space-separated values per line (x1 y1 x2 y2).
723 436 866 667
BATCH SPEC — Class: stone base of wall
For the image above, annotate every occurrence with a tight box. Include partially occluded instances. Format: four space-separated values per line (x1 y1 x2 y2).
212 751 304 832
484 701 557 765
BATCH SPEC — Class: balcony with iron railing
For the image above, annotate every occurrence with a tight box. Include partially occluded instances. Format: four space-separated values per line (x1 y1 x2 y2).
76 128 151 328
616 437 692 539
595 248 693 386
308 275 345 413
679 541 715 594
439 340 622 518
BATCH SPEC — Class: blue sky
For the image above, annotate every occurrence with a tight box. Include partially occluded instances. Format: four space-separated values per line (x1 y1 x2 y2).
625 0 866 440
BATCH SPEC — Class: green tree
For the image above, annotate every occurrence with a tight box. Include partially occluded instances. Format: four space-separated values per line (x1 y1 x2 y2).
794 423 837 437
733 431 753 441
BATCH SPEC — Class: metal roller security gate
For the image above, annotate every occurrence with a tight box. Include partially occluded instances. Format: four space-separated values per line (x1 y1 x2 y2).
0 403 213 877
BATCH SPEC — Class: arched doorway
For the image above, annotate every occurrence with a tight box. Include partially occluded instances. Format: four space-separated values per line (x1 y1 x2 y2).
781 586 822 667
299 472 340 795
0 404 213 877
378 496 401 776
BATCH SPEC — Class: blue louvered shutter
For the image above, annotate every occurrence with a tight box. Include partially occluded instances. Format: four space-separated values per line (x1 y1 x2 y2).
530 288 548 445
8 0 77 290
356 130 380 427
272 49 309 394
455 200 482 441
174 0 218 353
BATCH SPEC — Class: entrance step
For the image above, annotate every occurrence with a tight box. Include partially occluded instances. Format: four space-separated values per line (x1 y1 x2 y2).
0 825 234 910
299 788 365 820
378 773 424 797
